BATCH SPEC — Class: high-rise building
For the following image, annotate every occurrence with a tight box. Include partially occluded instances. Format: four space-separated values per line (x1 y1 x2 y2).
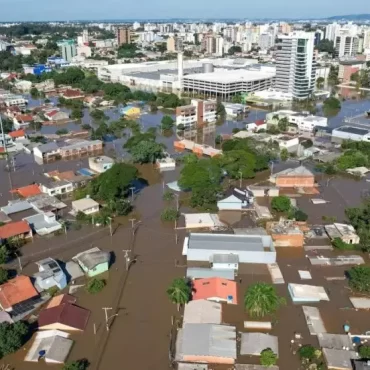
117 27 131 46
325 22 340 42
167 36 183 52
58 40 77 62
275 32 316 100
335 30 359 57
259 33 274 50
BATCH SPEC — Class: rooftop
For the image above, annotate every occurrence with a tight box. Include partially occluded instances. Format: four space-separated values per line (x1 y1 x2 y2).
272 166 314 178
0 220 31 239
36 142 59 154
183 300 222 325
11 184 41 198
73 247 110 270
240 333 279 356
72 198 99 211
192 277 238 304
46 294 76 309
187 233 268 252
186 267 235 280
334 126 370 136
176 324 237 361
0 275 39 310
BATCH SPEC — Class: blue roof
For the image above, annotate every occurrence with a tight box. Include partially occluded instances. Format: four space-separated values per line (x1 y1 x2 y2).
1 200 32 215
77 168 96 177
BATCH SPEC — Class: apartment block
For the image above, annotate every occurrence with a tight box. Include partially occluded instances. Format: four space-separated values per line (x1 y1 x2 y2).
117 27 131 46
175 99 216 128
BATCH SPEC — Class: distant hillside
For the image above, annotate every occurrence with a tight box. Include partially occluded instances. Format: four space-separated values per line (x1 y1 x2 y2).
327 14 370 21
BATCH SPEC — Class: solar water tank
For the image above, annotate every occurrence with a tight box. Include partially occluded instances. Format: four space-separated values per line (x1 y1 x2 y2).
203 63 214 73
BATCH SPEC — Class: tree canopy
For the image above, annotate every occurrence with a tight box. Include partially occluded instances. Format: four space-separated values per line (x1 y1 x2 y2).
167 278 191 309
89 163 138 202
347 266 370 292
130 140 164 164
0 321 29 358
244 282 285 318
315 39 335 54
271 196 291 212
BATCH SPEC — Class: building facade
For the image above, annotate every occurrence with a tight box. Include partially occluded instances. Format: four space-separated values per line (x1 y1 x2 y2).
335 30 359 58
176 99 216 127
58 40 77 62
275 32 316 100
117 27 131 46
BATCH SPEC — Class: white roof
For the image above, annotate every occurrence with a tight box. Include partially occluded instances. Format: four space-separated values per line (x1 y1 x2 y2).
302 306 326 335
72 198 99 211
184 69 275 84
183 213 224 229
349 297 370 309
298 270 312 280
240 333 278 356
288 283 329 301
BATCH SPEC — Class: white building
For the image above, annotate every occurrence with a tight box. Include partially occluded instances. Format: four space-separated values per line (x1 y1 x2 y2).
88 156 114 174
4 95 28 108
223 103 249 117
72 198 99 215
175 99 217 127
275 32 316 100
40 181 73 197
332 126 370 143
335 29 359 58
325 23 340 42
266 110 328 131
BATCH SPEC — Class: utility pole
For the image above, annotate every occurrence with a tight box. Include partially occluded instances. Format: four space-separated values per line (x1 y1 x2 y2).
174 194 179 211
16 253 22 272
122 250 130 270
129 187 135 202
108 217 113 236
102 307 117 331
270 161 274 175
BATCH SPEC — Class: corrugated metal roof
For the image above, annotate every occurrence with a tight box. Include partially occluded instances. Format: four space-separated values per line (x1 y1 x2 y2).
211 254 239 264
176 324 236 360
188 233 264 252
186 268 235 280
1 200 32 215
183 300 222 325
240 333 279 356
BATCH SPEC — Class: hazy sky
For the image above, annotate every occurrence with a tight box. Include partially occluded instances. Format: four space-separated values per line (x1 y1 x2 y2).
0 0 367 21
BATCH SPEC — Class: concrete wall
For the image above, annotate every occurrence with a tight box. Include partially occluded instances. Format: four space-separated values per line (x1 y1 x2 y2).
187 249 276 264
275 175 314 188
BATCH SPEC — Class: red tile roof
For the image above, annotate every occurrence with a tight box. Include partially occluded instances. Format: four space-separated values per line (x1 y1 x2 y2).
46 294 77 309
38 303 90 331
9 129 25 139
11 184 41 198
63 89 83 98
0 221 31 240
192 277 238 304
256 120 265 126
16 114 33 122
0 276 39 310
45 110 59 117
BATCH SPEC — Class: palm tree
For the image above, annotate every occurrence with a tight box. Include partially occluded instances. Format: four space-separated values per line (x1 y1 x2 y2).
244 282 285 318
167 278 192 311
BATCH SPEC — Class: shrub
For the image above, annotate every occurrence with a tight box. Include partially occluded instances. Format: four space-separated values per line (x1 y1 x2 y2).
86 278 106 294
161 208 179 222
289 208 308 222
332 237 356 250
260 348 277 367
348 266 370 292
163 191 175 201
359 345 370 359
47 286 60 297
271 196 291 213
298 345 316 361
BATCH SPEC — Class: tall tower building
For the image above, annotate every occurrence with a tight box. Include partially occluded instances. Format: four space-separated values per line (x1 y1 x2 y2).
117 27 131 46
335 30 359 57
58 40 77 62
275 32 316 100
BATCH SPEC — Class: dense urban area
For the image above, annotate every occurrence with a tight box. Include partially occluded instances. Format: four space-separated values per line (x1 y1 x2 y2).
0 15 370 370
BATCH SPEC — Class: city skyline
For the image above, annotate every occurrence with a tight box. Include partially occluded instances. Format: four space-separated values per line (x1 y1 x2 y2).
0 0 369 22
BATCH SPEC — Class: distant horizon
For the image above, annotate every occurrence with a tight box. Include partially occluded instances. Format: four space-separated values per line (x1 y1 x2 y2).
0 0 369 23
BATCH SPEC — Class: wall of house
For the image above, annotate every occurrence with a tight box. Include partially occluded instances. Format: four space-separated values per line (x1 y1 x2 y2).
182 355 235 364
275 175 314 188
86 261 109 277
272 233 304 247
39 322 82 331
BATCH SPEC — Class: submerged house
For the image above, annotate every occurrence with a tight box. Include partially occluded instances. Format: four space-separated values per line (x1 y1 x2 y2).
34 258 67 292
217 188 254 211
73 247 110 277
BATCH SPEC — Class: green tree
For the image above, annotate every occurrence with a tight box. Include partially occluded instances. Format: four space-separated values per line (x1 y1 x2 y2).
47 286 60 297
90 109 107 121
244 282 285 318
271 196 291 212
114 200 132 216
0 246 9 264
221 150 256 179
280 148 289 162
260 348 278 367
163 191 175 201
359 345 370 359
56 128 68 135
70 108 84 120
316 77 325 89
316 39 335 54
289 209 308 222
161 208 179 221
348 266 370 292
167 278 191 310
130 140 164 164
0 268 8 284
63 359 90 370
89 163 138 202
216 99 226 116
277 117 289 132
30 87 39 98
86 278 106 294
0 321 29 358
228 45 242 55
190 186 221 211
298 345 316 361
231 94 242 104
160 115 175 131
332 237 356 250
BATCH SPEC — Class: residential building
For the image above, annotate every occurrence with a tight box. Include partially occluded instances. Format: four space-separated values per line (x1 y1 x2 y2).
266 220 305 247
156 156 176 171
175 324 237 364
288 283 329 303
338 59 365 82
33 142 60 164
0 134 14 149
117 27 131 46
40 181 73 196
275 32 316 100
223 103 249 117
269 166 315 188
34 258 67 291
24 212 62 236
58 40 77 62
72 198 99 215
26 194 67 214
335 30 359 57
8 129 26 141
167 36 183 52
0 220 32 242
325 223 360 244
183 300 222 325
25 330 73 364
13 114 33 130
266 110 328 131
187 267 235 280
325 22 340 41
192 277 238 304
4 95 28 108
73 247 110 277
59 140 103 158
61 89 84 100
331 126 370 143
88 156 114 174
183 233 276 264
217 188 253 211
38 303 90 331
176 99 217 127
44 110 69 122
0 275 39 312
